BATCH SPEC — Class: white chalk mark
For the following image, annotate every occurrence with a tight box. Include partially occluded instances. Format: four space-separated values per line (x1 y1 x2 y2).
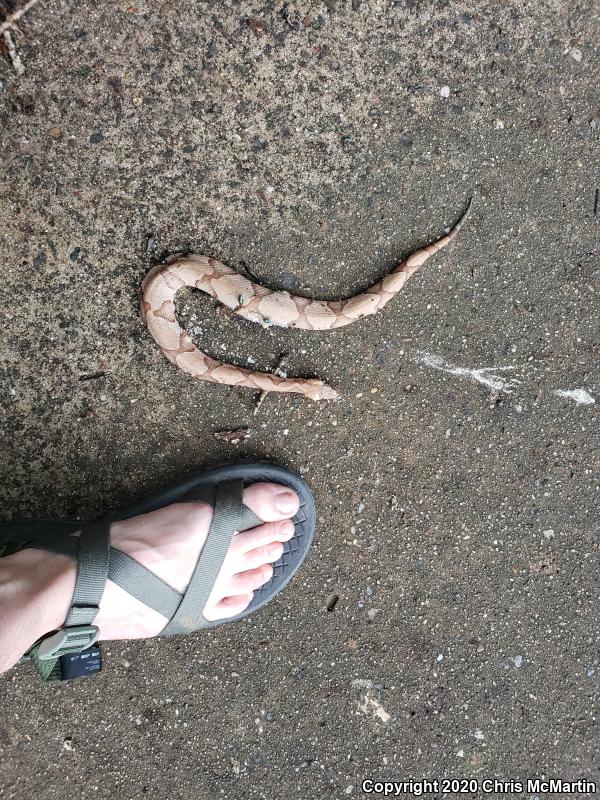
416 351 521 393
554 389 595 405
357 691 391 724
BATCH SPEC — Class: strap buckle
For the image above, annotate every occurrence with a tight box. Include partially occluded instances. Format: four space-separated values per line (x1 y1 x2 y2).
36 625 99 660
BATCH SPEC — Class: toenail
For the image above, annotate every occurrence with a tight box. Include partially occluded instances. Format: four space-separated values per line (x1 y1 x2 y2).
269 542 284 558
275 489 297 514
281 519 295 537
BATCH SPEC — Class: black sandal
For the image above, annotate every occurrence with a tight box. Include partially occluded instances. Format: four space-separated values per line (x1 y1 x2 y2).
0 462 315 683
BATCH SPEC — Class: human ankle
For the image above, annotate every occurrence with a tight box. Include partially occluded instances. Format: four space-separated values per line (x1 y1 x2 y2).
0 549 76 669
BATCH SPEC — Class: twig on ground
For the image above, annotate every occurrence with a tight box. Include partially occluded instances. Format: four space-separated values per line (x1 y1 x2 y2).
253 354 288 415
3 29 23 74
0 0 41 37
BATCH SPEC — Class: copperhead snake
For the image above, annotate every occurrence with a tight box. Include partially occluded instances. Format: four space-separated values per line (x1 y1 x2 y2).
140 200 472 401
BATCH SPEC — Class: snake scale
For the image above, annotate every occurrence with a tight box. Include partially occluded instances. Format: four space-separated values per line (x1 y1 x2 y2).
141 200 472 401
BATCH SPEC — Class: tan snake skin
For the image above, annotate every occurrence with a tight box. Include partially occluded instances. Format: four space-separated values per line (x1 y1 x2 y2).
141 201 472 401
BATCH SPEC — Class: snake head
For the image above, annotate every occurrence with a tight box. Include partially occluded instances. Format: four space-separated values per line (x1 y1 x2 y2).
303 380 340 401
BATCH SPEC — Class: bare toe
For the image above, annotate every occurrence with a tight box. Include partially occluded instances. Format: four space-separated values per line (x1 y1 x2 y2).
231 519 294 556
239 541 284 571
225 564 274 595
204 592 254 622
243 483 300 522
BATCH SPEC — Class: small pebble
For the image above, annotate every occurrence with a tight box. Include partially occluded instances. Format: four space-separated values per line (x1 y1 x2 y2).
49 126 63 139
494 119 505 129
570 48 583 62
436 654 444 662
89 132 104 144
474 730 485 740
440 85 450 98
345 786 354 795
586 667 595 677
501 654 523 669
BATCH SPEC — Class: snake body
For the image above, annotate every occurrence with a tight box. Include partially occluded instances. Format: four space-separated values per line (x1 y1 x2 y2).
141 202 471 401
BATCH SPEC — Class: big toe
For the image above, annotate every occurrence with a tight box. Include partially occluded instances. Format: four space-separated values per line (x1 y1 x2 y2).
243 482 300 522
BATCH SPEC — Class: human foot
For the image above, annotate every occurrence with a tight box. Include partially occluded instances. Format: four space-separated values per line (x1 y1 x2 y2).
0 481 300 674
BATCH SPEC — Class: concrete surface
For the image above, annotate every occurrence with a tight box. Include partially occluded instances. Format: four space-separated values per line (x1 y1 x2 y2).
1 0 598 798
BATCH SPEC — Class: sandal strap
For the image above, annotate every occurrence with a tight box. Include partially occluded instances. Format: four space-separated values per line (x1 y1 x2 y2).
65 519 111 626
108 548 181 619
104 501 262 622
160 478 243 636
237 504 262 531
26 519 110 681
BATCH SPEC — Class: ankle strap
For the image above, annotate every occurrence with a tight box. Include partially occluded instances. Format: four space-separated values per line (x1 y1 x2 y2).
64 519 110 626
25 520 110 682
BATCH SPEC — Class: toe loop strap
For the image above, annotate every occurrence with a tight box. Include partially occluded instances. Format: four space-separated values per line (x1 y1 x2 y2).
160 479 243 637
